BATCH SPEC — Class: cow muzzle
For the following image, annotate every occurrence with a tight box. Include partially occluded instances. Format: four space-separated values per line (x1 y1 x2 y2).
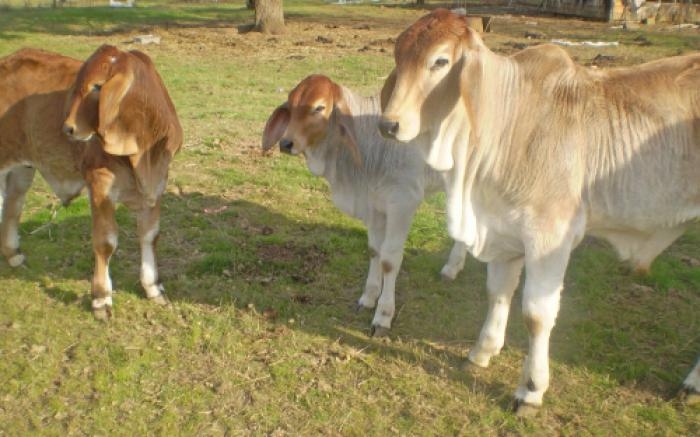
62 123 75 137
378 118 399 139
62 122 93 142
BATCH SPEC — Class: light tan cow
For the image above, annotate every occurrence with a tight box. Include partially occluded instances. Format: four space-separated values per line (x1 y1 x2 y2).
380 9 700 414
63 45 183 320
262 74 468 335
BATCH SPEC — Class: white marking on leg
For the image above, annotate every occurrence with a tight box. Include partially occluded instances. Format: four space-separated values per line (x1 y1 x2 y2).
104 232 117 292
359 215 385 309
92 295 113 309
683 359 700 392
359 247 382 309
469 257 524 367
514 249 569 407
140 226 161 299
371 209 412 330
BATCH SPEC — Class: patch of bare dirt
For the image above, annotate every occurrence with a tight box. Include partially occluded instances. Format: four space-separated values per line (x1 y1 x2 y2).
255 242 328 284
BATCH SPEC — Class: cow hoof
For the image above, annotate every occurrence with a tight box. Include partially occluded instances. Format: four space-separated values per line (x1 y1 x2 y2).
149 294 169 306
8 253 25 267
370 325 391 338
355 303 367 313
466 350 491 368
440 268 457 281
677 385 700 405
512 398 540 418
93 305 112 322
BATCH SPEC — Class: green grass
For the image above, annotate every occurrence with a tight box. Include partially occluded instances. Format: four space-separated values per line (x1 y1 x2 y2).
1 1 700 435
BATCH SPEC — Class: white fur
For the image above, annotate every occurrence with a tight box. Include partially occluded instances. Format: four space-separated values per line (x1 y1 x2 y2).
384 19 700 409
139 226 161 298
302 86 468 331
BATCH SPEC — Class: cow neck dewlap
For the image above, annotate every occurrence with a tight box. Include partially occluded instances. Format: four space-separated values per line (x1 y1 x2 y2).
439 51 521 256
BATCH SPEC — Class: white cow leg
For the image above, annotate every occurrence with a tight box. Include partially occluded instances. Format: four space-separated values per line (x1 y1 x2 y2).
468 257 524 367
679 358 700 404
513 245 571 416
0 166 35 267
358 214 386 310
441 240 468 281
137 203 167 305
370 208 414 336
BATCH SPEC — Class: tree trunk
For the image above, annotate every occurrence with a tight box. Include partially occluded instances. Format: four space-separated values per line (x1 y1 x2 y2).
255 0 285 35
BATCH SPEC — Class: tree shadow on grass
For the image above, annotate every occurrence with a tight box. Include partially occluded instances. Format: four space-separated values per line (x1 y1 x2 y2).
1 187 698 408
0 5 253 38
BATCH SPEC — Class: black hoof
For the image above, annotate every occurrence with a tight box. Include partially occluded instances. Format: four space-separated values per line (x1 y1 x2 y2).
370 325 391 338
677 385 700 405
512 398 540 418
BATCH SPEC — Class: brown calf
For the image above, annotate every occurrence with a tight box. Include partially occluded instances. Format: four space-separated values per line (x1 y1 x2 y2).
63 45 183 320
0 49 86 269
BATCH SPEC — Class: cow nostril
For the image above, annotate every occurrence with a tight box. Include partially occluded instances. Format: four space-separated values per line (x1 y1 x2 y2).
379 119 399 138
62 124 75 136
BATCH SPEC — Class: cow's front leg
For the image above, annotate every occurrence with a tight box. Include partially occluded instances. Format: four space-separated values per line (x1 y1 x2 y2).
679 358 700 404
357 213 386 311
370 208 414 337
0 166 35 267
513 237 574 416
89 181 118 322
137 201 167 305
440 240 468 280
468 256 524 367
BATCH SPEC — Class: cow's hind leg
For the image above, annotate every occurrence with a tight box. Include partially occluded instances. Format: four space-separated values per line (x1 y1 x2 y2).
137 201 167 305
679 358 700 404
468 256 524 367
1 166 35 267
441 240 468 281
357 212 386 311
370 207 414 336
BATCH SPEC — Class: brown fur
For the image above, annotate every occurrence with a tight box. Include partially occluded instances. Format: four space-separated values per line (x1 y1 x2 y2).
64 45 183 318
0 47 182 319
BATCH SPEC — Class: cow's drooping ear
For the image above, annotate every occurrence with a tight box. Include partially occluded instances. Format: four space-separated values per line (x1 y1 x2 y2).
98 55 138 156
380 69 397 113
262 103 290 152
333 96 361 167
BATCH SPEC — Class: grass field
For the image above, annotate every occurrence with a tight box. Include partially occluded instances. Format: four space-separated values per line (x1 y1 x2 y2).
1 1 699 434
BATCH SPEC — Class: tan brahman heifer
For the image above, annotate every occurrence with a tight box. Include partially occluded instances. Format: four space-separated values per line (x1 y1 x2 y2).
379 9 700 414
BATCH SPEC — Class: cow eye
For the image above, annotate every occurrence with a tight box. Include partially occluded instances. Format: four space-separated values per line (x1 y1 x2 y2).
312 105 325 114
92 84 102 92
431 58 449 70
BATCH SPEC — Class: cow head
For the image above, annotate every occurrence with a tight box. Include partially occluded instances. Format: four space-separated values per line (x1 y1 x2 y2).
379 9 484 170
63 45 168 157
262 74 360 167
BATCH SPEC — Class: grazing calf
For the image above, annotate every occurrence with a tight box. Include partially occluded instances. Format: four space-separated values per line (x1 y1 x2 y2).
62 45 183 320
262 74 467 335
0 49 87 268
379 9 700 413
